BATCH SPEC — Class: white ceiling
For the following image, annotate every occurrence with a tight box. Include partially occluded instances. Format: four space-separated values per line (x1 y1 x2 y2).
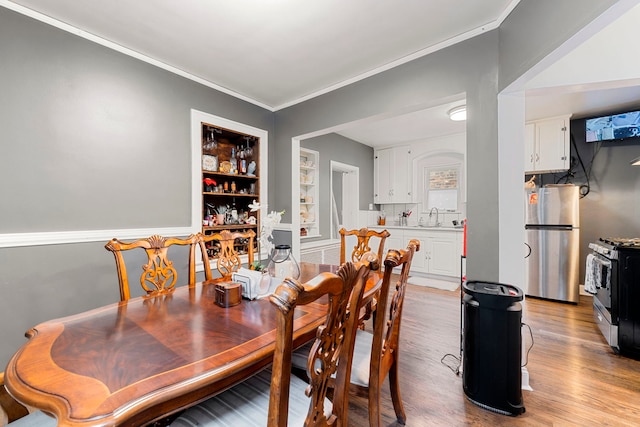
4 0 639 147
336 100 467 146
3 0 518 110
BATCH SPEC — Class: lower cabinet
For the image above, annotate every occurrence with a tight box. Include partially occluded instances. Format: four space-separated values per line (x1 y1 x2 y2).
371 227 463 278
423 233 459 277
384 234 406 258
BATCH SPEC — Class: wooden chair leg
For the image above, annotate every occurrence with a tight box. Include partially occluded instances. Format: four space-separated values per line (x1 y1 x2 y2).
358 296 379 330
0 374 29 424
388 361 406 424
368 385 382 427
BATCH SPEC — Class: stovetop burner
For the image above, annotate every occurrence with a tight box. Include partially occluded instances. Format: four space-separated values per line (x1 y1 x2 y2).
600 237 640 248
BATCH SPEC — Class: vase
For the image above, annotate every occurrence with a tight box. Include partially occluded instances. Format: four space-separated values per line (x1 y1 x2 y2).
247 161 257 176
267 245 300 280
216 213 226 225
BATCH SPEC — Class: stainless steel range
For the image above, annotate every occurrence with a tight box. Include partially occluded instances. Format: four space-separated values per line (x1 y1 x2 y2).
588 237 640 358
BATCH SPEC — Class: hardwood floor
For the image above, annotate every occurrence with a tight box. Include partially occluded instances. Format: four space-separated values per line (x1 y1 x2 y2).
346 284 640 426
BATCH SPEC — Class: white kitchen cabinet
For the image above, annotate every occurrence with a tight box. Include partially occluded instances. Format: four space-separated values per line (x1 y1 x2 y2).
374 146 412 204
369 226 404 271
407 232 426 270
375 227 462 278
405 229 460 277
524 115 572 174
424 232 459 277
385 234 406 258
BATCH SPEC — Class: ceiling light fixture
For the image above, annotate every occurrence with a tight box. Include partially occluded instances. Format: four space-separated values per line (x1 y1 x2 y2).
448 105 466 121
631 156 640 166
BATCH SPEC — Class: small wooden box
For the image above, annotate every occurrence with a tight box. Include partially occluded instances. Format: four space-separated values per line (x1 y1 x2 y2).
215 282 242 308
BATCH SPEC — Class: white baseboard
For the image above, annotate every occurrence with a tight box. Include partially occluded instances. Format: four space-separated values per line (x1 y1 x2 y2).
521 367 533 391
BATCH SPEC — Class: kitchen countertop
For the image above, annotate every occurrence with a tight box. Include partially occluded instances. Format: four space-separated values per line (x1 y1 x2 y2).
370 224 463 232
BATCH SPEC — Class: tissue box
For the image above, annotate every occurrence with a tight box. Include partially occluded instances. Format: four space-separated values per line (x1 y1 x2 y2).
233 268 271 300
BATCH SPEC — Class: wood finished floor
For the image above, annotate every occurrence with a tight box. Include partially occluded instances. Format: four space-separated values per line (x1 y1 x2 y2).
346 284 640 427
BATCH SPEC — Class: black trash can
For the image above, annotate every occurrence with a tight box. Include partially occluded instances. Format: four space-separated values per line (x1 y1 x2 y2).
462 280 525 416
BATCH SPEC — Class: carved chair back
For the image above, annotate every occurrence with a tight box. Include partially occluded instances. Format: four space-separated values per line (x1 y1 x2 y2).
268 257 373 426
339 227 390 266
105 234 203 301
200 229 255 281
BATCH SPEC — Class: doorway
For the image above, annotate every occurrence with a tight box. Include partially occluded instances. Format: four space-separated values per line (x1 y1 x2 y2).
330 161 359 239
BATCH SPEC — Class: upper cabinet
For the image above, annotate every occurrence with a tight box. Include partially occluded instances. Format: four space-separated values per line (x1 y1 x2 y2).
374 146 413 204
524 115 572 174
300 148 319 238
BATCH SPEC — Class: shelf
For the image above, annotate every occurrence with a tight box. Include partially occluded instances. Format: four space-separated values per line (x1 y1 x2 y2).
202 170 259 180
204 192 258 197
301 234 321 239
203 224 258 231
300 165 316 171
301 182 315 187
300 202 315 206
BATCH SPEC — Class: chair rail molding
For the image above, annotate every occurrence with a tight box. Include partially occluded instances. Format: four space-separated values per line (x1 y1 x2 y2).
0 109 269 249
0 226 197 248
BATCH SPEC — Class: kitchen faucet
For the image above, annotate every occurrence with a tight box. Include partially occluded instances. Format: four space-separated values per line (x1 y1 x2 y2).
428 207 440 227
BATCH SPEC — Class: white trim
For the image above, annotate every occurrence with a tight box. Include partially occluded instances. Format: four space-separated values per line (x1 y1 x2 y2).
291 138 302 261
0 226 194 248
300 238 341 250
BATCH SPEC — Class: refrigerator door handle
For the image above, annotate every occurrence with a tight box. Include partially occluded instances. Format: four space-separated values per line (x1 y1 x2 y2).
525 224 575 231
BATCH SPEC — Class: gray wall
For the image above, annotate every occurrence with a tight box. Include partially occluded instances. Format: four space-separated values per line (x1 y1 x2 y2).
0 8 273 366
276 31 502 282
498 0 618 92
302 133 374 240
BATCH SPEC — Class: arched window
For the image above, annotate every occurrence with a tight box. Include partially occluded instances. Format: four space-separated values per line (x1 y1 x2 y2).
426 165 460 211
416 152 465 214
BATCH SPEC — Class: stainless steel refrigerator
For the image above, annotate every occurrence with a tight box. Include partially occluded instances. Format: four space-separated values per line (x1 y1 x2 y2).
524 184 580 303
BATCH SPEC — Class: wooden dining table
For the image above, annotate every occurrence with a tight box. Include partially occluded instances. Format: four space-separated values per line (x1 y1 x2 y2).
4 262 381 427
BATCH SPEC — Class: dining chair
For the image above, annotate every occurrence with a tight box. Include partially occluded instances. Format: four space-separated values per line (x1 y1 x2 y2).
340 227 390 327
200 229 255 281
350 239 419 427
104 234 204 301
1 372 56 426
339 227 390 265
169 257 375 427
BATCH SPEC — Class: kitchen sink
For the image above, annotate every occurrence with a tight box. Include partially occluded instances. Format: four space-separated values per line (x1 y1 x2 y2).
403 224 464 230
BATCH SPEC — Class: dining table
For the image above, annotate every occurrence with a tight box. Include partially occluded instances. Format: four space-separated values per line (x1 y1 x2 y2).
3 262 382 427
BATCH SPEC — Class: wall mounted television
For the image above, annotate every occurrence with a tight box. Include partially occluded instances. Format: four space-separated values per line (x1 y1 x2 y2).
585 109 640 142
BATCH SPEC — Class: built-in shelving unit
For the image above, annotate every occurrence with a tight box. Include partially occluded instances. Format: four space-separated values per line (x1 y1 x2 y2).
300 148 319 238
201 123 260 258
